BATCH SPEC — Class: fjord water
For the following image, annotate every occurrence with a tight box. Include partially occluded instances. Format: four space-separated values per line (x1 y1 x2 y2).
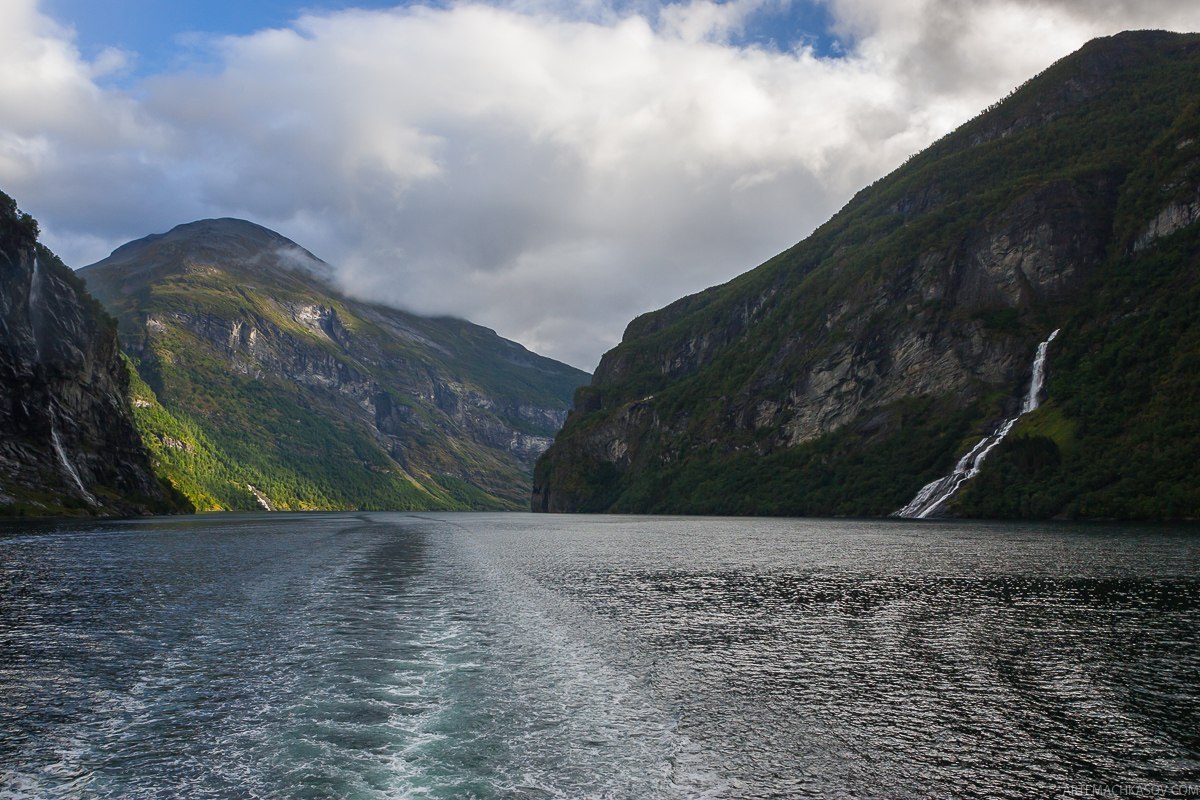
1 514 1197 798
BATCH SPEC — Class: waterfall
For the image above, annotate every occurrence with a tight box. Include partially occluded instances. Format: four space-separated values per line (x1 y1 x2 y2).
1021 330 1058 414
30 255 42 305
894 329 1060 519
247 484 275 511
29 255 44 362
49 418 96 506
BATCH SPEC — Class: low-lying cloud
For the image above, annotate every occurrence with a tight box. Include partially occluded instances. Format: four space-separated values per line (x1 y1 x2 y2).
3 0 1200 368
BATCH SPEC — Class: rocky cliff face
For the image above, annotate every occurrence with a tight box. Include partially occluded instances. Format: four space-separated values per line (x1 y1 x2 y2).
0 192 183 516
81 218 588 511
534 31 1200 520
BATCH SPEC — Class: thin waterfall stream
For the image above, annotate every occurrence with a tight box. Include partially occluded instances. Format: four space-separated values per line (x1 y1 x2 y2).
895 329 1060 519
49 422 95 503
29 255 44 361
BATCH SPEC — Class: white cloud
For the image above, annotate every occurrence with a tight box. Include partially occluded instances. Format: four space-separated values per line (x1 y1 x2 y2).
3 0 1200 369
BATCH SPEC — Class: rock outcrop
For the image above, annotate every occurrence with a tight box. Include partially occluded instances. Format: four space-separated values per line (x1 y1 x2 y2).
0 191 184 516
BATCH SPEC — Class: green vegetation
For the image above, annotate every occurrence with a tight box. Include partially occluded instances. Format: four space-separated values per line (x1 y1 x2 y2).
956 224 1200 519
128 352 452 511
84 220 587 512
612 398 981 516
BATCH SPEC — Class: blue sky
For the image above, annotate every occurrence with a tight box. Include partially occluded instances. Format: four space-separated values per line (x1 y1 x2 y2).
44 0 842 81
43 0 416 77
7 0 1200 368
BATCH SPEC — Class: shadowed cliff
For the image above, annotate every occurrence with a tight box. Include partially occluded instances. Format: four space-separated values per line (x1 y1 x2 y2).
0 191 188 516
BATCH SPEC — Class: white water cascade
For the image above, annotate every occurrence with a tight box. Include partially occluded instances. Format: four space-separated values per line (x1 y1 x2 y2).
29 255 44 360
894 329 1060 519
50 422 96 504
30 255 97 506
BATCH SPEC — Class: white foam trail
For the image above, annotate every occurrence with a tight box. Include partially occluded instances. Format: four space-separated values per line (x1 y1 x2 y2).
895 330 1060 519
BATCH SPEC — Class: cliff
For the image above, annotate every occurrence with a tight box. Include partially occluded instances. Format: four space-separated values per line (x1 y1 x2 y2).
0 192 185 516
534 31 1200 520
81 219 589 511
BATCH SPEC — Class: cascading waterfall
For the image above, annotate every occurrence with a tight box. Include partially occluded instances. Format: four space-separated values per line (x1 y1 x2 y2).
894 329 1060 519
29 255 44 360
1021 330 1058 414
29 255 96 506
50 422 95 504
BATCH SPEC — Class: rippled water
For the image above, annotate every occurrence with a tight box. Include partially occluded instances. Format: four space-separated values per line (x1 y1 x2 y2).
1 513 1198 798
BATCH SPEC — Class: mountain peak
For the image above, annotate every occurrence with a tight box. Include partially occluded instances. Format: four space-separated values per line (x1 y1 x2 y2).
84 217 334 285
77 213 589 512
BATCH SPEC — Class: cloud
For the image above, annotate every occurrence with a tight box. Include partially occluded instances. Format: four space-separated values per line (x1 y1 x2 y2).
3 0 1200 369
0 0 195 251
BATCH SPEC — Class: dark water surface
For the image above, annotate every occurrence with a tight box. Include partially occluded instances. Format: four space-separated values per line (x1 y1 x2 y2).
1 513 1198 798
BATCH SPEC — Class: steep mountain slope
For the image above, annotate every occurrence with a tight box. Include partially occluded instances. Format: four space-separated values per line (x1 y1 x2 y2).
533 30 1200 520
0 191 187 517
81 219 588 511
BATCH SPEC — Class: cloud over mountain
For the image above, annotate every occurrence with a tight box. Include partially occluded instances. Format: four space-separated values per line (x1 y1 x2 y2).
4 0 1200 368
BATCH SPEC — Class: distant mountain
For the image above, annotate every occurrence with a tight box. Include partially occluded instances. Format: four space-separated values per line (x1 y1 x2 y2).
81 218 589 511
533 30 1200 520
0 191 186 516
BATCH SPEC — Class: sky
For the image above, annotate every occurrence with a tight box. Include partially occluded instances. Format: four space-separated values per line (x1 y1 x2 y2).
4 1 1200 370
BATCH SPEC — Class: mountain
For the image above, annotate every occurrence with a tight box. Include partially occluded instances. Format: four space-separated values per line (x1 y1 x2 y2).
533 30 1200 520
0 191 186 516
81 218 589 511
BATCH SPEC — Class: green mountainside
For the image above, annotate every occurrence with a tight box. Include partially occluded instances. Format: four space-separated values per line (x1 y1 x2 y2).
81 219 588 511
533 30 1200 520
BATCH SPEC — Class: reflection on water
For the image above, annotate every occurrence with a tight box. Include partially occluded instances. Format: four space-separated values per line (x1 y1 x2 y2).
1 513 1197 798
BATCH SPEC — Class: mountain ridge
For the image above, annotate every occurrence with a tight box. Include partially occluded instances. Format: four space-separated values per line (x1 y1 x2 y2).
83 217 589 511
533 30 1200 520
